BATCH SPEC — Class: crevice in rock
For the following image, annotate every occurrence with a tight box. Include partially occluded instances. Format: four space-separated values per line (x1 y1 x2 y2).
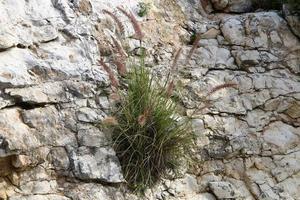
3 97 59 111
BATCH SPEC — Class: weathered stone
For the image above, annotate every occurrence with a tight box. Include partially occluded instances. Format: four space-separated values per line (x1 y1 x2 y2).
9 194 71 200
0 0 299 199
20 106 77 147
201 28 221 39
12 155 31 169
49 147 70 171
77 124 109 147
283 4 300 38
234 50 261 68
209 181 240 199
0 108 40 151
0 31 16 50
224 0 253 13
76 107 104 123
263 121 299 152
211 0 228 10
5 82 68 104
70 146 124 183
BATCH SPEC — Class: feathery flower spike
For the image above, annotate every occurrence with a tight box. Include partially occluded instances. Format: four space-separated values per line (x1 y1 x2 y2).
98 58 119 88
103 9 125 35
185 33 201 65
117 6 144 40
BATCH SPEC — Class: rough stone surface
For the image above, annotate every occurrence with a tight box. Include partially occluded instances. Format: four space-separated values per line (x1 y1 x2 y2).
0 0 299 200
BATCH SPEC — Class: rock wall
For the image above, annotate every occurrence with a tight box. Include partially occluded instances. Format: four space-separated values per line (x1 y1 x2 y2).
0 0 299 199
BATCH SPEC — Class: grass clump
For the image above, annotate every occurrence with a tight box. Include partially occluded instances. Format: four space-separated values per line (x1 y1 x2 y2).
137 2 151 17
110 57 193 193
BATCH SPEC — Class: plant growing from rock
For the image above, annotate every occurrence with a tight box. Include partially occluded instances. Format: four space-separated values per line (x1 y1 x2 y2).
137 2 151 17
110 54 193 192
98 6 237 194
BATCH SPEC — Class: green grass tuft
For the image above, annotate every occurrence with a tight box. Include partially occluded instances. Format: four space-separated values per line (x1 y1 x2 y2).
137 2 151 17
111 56 193 193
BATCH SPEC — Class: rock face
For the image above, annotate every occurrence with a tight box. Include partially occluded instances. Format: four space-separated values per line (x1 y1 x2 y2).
0 0 299 200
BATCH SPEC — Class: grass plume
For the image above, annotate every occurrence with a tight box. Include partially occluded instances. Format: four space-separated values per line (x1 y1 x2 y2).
113 59 127 77
117 6 145 40
208 82 238 96
98 58 119 88
103 9 125 35
171 47 182 73
185 33 201 64
111 35 128 58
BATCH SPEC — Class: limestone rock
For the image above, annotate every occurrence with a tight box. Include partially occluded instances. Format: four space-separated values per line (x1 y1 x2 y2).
211 0 228 10
234 50 261 68
209 181 239 199
283 4 300 38
70 146 124 183
0 0 299 199
263 121 299 152
224 0 253 13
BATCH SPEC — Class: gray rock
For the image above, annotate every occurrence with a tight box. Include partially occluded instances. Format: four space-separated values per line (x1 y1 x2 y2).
209 181 239 199
283 4 300 38
5 82 68 104
263 121 299 152
76 107 104 123
0 0 299 199
221 12 300 49
0 108 40 151
77 124 109 147
211 0 229 10
70 146 124 183
234 50 261 68
225 0 253 13
49 147 70 171
9 194 71 200
0 31 16 50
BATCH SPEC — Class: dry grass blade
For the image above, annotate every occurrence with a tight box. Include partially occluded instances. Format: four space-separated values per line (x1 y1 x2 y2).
113 59 127 76
171 47 182 73
98 58 119 88
109 92 121 101
208 82 238 96
111 35 128 58
103 116 119 125
185 33 201 65
166 80 175 97
103 9 125 35
117 6 144 40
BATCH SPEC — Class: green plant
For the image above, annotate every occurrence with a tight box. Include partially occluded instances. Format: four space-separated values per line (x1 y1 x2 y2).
110 55 193 193
99 8 238 193
137 2 151 17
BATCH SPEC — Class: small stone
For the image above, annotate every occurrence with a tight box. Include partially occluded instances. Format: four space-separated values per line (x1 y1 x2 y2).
0 31 15 50
0 190 7 200
12 155 31 168
97 96 110 110
263 122 299 151
70 146 124 183
234 50 261 68
201 28 221 39
7 172 20 186
211 0 228 10
209 181 239 199
76 107 103 123
49 147 70 171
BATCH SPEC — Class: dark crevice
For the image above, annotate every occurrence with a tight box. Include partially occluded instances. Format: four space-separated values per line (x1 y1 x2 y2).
3 96 59 110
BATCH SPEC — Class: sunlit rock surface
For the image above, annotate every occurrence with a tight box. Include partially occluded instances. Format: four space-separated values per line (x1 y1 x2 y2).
0 0 299 199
